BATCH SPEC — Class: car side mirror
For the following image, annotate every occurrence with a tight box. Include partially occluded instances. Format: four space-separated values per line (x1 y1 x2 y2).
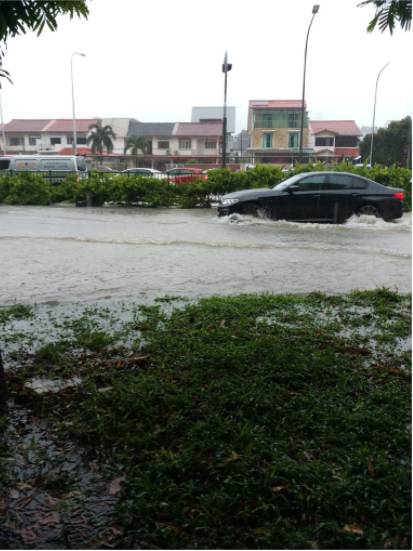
288 184 299 193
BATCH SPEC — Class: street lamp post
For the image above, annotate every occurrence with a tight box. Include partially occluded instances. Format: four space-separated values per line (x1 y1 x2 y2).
71 51 86 155
221 51 232 168
299 4 319 161
369 61 390 166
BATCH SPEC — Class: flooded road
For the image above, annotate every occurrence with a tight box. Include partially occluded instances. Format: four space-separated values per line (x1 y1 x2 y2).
0 205 411 304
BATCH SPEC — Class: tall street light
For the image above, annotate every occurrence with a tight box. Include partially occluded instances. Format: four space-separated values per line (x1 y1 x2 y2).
71 51 86 155
369 61 390 166
221 51 232 168
299 4 319 160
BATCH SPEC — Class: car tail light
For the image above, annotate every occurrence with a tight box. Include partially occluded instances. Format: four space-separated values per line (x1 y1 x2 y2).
393 191 404 201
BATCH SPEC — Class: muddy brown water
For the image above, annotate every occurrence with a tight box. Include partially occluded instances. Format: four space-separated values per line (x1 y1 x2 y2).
0 205 411 305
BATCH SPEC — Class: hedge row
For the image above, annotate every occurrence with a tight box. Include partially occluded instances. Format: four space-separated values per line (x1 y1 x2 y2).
0 163 411 210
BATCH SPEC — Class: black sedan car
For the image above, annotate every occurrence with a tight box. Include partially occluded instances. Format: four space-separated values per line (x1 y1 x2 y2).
217 172 405 223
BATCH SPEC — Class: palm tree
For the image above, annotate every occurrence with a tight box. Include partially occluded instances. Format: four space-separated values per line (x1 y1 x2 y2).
358 0 411 34
87 121 116 154
124 136 152 155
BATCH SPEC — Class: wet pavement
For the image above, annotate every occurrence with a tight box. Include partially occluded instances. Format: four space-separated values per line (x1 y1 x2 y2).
0 205 411 305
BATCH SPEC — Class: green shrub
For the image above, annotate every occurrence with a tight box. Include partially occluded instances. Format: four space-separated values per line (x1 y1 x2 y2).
0 164 410 211
0 173 54 205
112 175 174 207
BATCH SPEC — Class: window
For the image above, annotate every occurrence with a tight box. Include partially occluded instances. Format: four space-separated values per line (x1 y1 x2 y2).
324 174 368 190
50 137 62 145
29 136 39 146
335 136 358 147
262 114 272 128
205 140 216 149
9 137 24 146
158 140 169 149
315 137 334 147
179 139 191 150
288 132 299 148
254 112 274 129
296 174 327 191
288 113 299 128
261 133 273 148
68 136 87 145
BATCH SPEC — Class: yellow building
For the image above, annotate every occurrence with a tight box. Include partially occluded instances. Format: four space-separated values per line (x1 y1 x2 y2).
247 99 310 163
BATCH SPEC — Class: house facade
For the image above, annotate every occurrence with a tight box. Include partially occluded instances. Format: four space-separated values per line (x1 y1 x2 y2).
2 119 98 154
247 100 309 162
309 120 361 161
127 121 222 158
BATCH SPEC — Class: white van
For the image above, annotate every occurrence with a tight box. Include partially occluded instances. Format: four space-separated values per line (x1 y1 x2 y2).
0 155 88 182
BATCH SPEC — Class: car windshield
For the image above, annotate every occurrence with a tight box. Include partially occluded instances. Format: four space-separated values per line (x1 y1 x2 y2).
272 174 303 191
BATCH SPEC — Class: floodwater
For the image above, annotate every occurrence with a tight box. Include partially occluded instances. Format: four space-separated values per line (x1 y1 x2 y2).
0 205 411 305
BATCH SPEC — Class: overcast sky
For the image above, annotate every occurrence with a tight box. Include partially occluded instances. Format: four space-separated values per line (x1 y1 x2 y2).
1 0 412 132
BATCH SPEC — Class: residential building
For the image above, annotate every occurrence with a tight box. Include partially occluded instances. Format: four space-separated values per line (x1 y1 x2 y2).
309 120 361 161
247 99 309 162
2 118 98 154
127 120 222 158
127 121 175 156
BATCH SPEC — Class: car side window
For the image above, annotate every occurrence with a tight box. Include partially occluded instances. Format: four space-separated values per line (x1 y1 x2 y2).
348 176 368 189
324 174 368 190
323 174 348 190
296 175 326 191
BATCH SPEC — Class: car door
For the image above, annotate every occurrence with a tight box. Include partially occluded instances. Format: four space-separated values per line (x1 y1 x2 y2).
320 173 367 221
283 174 326 220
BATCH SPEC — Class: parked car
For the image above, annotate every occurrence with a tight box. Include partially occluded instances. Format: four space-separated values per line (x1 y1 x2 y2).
166 167 208 184
121 168 166 179
217 171 404 223
92 166 114 172
0 155 88 182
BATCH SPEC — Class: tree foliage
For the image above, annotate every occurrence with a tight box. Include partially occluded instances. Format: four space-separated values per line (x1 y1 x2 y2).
358 0 412 34
87 121 116 155
124 136 152 155
0 0 88 85
359 116 412 166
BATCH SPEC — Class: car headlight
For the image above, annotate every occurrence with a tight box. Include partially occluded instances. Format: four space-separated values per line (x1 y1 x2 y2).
221 198 240 206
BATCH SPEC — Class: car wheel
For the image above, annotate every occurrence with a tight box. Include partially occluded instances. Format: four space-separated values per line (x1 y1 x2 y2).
241 202 260 216
357 204 381 218
256 206 272 219
241 202 272 218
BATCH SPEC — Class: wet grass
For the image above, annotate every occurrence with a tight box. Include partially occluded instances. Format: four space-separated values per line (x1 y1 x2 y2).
0 290 411 549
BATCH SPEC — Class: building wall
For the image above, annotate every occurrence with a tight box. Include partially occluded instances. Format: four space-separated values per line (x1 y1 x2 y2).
152 137 220 156
101 118 131 154
6 132 88 153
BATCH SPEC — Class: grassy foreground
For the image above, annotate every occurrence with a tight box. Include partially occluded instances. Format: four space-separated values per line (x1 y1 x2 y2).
0 290 411 549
